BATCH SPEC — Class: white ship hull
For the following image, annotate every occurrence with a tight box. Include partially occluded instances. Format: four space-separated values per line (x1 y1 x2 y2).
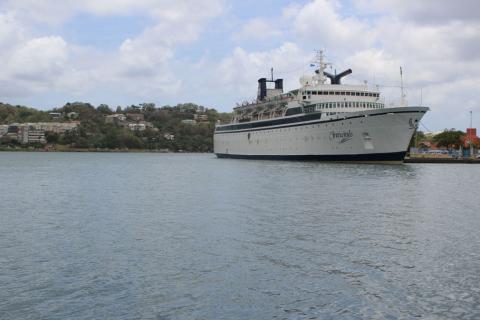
214 107 428 162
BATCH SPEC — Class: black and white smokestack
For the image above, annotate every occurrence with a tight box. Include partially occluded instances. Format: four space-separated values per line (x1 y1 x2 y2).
257 78 267 100
274 79 283 90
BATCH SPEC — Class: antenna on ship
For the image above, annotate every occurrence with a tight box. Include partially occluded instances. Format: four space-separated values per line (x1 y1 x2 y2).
312 50 331 84
400 66 406 106
270 67 274 81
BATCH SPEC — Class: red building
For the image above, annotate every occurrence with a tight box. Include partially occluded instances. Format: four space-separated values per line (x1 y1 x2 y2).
462 128 480 148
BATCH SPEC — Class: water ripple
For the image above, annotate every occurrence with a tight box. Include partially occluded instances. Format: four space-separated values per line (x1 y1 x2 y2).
0 153 479 319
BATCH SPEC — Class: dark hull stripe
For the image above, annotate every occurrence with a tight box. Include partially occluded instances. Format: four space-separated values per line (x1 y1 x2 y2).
215 110 426 134
215 151 407 162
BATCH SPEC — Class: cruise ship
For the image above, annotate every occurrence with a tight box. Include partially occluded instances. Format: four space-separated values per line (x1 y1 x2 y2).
214 51 428 162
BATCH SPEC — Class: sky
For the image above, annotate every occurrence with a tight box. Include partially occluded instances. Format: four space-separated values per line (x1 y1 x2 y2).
0 0 479 131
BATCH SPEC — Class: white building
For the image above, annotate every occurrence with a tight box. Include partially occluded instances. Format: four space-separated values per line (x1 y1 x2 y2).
0 125 8 136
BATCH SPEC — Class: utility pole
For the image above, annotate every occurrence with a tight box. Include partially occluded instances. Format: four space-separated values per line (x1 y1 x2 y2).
400 66 405 107
469 111 474 158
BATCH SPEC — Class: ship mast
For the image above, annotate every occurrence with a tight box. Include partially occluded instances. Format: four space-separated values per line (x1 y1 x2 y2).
313 50 331 85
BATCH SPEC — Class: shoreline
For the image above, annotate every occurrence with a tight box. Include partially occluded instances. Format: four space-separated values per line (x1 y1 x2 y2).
2 149 479 162
0 148 211 153
405 157 480 164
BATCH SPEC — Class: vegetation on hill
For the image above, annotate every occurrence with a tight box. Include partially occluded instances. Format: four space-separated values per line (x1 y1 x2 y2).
432 130 466 149
0 102 232 152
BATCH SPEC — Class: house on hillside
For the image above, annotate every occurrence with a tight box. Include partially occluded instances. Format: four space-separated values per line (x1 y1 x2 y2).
127 113 144 122
49 112 62 119
105 114 127 124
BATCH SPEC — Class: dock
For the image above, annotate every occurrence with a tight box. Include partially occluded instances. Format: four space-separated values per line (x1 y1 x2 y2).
405 157 480 164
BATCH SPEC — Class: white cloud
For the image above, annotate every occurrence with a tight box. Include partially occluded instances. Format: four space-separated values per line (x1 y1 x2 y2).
0 36 69 97
293 0 376 52
0 0 224 102
354 0 480 24
8 37 68 80
233 18 282 41
0 13 25 47
215 43 310 100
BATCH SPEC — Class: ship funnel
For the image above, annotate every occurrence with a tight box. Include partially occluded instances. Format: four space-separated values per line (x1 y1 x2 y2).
257 78 267 100
257 77 283 100
275 79 283 90
323 69 352 85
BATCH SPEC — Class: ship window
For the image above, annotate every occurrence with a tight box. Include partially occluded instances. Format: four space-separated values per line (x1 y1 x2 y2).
285 107 303 116
335 92 340 95
328 91 334 95
355 92 360 96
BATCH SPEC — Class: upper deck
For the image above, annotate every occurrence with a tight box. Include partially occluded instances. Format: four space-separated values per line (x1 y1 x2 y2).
229 51 389 124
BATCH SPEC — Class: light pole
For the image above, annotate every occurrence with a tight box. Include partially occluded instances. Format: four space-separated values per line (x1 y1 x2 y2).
469 111 474 158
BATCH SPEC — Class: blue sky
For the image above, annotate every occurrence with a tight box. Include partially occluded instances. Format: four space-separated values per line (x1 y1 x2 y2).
0 0 479 131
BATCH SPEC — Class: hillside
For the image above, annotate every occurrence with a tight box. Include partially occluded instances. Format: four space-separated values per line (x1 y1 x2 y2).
0 102 232 152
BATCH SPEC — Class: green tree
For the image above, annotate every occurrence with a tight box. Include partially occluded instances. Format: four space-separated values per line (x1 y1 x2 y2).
45 132 60 144
433 130 465 149
409 130 425 148
97 104 112 114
